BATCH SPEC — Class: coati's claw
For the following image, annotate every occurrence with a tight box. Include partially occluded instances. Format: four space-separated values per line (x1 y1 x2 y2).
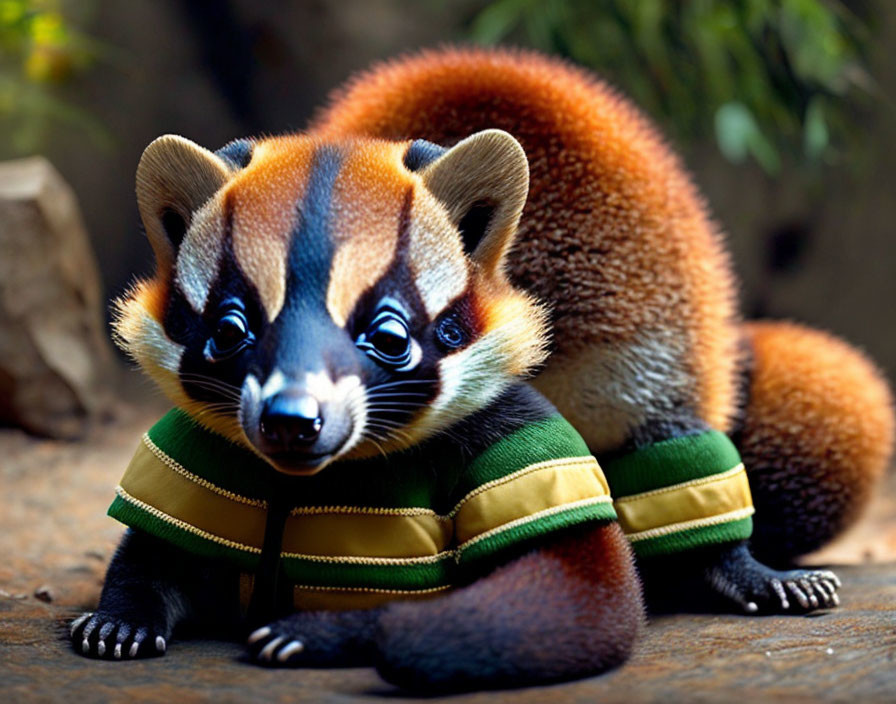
814 578 840 607
785 580 810 609
770 578 790 610
70 612 92 637
799 578 819 608
247 626 271 644
278 640 305 662
259 636 286 662
247 622 308 667
69 611 168 660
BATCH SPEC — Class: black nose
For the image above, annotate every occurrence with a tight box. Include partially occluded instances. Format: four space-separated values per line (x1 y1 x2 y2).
259 391 323 447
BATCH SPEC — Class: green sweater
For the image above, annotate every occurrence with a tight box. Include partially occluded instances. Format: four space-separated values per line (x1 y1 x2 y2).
109 409 753 608
110 409 617 608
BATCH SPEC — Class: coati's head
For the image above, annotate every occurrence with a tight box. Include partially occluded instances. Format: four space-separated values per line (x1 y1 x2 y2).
115 130 548 474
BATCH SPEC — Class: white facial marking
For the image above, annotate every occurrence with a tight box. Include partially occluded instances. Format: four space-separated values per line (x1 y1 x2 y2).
413 332 512 439
135 310 185 373
261 368 288 399
253 368 367 462
398 339 423 373
337 374 367 456
174 200 225 313
407 200 469 318
300 371 368 459
302 369 353 402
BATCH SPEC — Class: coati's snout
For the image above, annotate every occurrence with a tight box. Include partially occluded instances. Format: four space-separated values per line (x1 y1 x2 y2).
261 391 323 447
240 364 366 475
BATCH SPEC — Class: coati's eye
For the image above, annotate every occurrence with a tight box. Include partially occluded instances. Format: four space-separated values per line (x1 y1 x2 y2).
356 307 421 372
204 304 254 362
435 314 468 350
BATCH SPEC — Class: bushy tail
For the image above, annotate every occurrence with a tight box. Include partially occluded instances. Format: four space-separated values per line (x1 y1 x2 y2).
735 321 894 563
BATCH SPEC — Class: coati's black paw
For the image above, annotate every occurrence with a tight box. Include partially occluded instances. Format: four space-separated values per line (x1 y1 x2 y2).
705 543 841 614
246 623 307 666
246 611 377 667
70 611 169 660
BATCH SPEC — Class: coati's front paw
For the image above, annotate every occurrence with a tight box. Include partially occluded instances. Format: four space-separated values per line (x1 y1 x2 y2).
246 624 307 666
70 611 169 660
706 543 841 614
246 611 378 667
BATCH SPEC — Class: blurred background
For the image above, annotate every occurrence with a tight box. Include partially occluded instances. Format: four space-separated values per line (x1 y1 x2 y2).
0 0 893 437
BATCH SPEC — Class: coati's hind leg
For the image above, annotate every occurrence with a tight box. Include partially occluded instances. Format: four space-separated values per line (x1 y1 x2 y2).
735 321 895 565
536 339 845 614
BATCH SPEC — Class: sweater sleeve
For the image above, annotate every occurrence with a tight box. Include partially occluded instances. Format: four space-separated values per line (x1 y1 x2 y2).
602 430 754 557
449 415 617 570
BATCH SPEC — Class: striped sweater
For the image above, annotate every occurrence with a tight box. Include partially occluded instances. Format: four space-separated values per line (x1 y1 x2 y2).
110 407 753 609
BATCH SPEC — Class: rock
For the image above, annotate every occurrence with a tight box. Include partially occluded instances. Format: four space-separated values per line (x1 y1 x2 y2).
34 585 54 603
0 157 114 439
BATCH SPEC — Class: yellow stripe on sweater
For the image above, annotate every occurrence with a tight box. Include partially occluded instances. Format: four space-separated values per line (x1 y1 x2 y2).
614 464 753 537
453 457 612 544
121 441 451 559
121 441 611 561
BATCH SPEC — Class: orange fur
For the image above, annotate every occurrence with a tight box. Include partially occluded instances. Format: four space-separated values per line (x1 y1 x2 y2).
312 47 740 435
739 321 895 560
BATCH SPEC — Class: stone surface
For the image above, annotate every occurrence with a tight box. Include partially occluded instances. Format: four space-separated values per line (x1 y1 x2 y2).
1 400 894 702
0 156 114 439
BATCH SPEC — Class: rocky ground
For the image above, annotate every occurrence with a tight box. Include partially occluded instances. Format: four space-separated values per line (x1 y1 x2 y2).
2 397 895 703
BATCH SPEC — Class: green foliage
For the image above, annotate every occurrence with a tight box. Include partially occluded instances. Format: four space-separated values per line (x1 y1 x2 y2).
0 0 110 157
469 0 873 173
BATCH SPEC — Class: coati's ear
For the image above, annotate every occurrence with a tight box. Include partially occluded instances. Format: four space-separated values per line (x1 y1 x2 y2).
420 129 529 273
136 134 233 276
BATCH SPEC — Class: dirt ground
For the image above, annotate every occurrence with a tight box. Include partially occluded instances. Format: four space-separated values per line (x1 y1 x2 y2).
2 397 895 703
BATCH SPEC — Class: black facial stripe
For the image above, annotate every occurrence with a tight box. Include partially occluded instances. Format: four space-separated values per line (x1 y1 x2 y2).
254 145 354 381
403 139 447 172
171 193 266 406
284 145 342 309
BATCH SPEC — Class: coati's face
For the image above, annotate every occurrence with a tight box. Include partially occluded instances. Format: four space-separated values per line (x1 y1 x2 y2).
115 130 547 474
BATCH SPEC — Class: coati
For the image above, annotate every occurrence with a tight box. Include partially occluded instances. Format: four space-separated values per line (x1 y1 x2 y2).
70 48 894 691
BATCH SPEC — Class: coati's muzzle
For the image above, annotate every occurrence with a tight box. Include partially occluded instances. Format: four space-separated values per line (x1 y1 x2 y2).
239 307 367 475
241 366 365 475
